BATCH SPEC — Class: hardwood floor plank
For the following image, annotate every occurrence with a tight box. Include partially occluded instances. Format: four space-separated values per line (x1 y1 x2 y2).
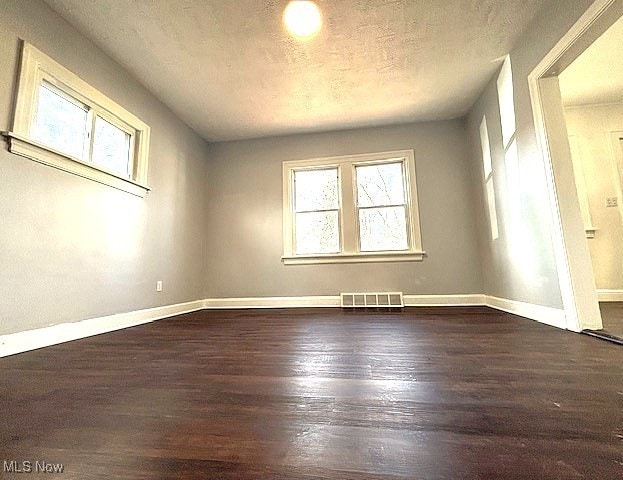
1 307 622 479
599 302 623 339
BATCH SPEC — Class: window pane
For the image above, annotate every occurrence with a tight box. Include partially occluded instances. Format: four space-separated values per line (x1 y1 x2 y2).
295 211 339 254
294 168 338 212
356 162 405 207
486 178 499 240
359 206 408 252
92 116 132 177
32 84 87 160
505 139 521 233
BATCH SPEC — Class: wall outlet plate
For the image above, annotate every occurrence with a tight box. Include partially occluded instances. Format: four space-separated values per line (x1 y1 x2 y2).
156 280 163 292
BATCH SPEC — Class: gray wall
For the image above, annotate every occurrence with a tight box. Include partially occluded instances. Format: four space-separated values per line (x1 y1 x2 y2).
3 0 603 335
204 121 483 298
465 0 599 309
0 0 210 334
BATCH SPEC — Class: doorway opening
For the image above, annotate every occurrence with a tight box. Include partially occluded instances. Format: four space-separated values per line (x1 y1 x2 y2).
558 15 623 341
529 0 623 337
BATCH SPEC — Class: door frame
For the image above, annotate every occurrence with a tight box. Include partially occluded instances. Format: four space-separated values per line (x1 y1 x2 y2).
527 0 622 331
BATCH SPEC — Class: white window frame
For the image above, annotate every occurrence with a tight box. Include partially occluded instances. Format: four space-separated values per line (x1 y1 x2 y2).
2 42 150 197
282 150 425 265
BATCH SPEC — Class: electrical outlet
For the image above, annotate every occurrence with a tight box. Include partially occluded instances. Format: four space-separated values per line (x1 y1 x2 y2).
156 280 163 292
606 196 618 207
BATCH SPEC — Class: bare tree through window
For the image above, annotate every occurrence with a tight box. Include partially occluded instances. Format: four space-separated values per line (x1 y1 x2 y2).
294 168 340 254
355 162 409 251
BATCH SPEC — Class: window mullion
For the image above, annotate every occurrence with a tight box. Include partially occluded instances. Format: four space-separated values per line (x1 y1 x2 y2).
287 170 296 256
85 109 97 163
358 203 406 210
127 132 137 179
340 164 357 254
295 207 340 214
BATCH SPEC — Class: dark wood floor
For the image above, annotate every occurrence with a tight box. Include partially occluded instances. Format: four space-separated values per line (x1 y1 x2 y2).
600 302 623 339
1 307 622 479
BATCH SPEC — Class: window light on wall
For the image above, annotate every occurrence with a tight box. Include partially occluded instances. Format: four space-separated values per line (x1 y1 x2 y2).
496 55 521 232
479 116 499 240
497 56 516 149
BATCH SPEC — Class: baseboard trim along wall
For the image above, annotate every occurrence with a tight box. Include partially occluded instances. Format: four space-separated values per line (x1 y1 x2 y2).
203 294 487 309
203 296 341 308
204 295 565 327
485 295 567 330
597 289 623 302
1 294 568 357
405 294 486 306
0 299 205 358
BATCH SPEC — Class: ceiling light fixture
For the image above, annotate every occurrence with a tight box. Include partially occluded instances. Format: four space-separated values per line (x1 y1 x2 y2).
283 1 322 39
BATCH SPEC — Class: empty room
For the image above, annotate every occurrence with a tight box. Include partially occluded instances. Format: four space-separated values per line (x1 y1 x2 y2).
1 0 622 478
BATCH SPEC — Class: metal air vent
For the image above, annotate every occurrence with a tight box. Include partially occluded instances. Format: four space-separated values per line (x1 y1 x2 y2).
340 292 404 308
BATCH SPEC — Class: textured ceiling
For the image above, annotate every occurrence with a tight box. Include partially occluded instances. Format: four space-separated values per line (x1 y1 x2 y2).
44 0 548 142
559 15 623 107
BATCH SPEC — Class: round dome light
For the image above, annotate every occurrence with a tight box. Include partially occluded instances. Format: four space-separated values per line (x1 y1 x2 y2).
283 1 322 38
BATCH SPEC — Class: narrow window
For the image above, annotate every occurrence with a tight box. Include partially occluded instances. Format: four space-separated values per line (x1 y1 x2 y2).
497 55 521 231
505 139 521 226
4 43 150 197
497 56 516 148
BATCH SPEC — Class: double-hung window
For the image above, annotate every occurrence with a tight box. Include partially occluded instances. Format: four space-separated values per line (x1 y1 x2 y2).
356 161 410 252
3 42 150 196
293 167 341 255
282 150 424 264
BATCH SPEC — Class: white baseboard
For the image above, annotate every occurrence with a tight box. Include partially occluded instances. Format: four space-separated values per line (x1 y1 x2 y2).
203 294 486 309
597 289 623 302
404 294 486 306
1 293 570 357
203 295 563 328
204 296 340 308
485 295 567 329
0 299 204 358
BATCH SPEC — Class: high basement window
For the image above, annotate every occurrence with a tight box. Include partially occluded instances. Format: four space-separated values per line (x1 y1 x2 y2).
282 150 425 264
3 42 150 197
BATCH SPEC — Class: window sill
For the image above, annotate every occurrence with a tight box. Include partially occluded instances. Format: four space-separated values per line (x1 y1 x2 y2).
282 251 426 265
3 132 150 197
